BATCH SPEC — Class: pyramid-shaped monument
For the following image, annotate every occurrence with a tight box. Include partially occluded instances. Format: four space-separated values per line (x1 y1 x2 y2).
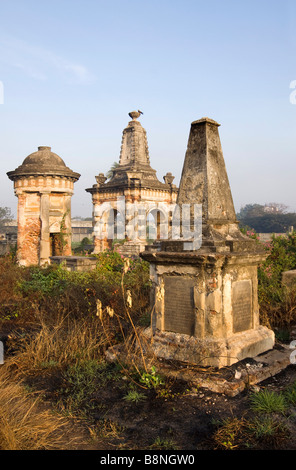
141 117 275 368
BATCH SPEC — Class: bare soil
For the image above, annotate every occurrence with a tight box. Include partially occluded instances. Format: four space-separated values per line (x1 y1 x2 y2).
30 359 296 452
85 364 296 451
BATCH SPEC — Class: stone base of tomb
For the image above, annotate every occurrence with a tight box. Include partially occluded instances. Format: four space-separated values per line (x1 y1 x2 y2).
50 256 98 272
142 326 275 368
113 239 147 257
141 237 275 369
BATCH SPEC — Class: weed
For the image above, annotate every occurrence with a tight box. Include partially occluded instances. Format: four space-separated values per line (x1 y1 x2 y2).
275 328 291 343
213 417 244 450
150 436 179 450
248 416 289 446
123 390 147 403
137 310 151 328
18 264 68 297
139 366 164 390
213 415 290 450
96 418 125 440
58 359 102 416
39 360 59 369
255 232 296 329
284 381 296 405
8 315 105 374
249 389 287 414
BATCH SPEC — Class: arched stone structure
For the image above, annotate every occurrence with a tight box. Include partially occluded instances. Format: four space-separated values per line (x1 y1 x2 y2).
86 112 178 256
7 146 80 266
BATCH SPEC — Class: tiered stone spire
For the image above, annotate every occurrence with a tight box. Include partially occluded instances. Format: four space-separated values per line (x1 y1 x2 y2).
91 111 175 190
85 111 178 255
119 111 151 167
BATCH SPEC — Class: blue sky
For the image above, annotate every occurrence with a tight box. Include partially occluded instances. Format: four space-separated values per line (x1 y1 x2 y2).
1 0 296 217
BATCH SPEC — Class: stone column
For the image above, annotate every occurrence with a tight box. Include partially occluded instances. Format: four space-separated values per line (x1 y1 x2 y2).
60 194 72 256
15 190 26 265
40 192 50 265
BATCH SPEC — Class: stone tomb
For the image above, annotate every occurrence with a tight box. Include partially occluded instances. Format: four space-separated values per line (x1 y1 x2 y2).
7 146 80 266
86 111 178 256
141 118 275 368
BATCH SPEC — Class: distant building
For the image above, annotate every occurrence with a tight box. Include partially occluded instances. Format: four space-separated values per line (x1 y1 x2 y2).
0 220 17 242
1 219 93 244
71 220 93 243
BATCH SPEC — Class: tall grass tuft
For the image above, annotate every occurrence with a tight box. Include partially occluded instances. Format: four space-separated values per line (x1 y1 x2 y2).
8 314 107 375
249 389 287 414
0 369 80 450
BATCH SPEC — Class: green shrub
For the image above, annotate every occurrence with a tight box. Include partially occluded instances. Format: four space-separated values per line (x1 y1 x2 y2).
139 366 164 390
258 232 296 306
18 264 68 297
284 381 296 405
242 230 296 329
59 359 105 415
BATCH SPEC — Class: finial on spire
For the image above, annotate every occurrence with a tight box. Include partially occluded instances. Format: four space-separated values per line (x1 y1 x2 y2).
129 110 143 120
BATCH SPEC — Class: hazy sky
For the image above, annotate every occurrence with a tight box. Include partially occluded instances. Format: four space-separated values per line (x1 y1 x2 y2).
1 0 296 218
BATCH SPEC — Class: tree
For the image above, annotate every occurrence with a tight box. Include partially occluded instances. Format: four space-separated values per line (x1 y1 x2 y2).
237 203 296 233
237 203 289 221
237 204 265 220
106 162 120 180
0 207 13 234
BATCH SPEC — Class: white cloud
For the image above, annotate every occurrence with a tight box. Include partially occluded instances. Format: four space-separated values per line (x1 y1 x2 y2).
0 36 95 84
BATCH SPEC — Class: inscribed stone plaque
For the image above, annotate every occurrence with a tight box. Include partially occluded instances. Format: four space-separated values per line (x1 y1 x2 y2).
164 277 195 336
232 280 252 333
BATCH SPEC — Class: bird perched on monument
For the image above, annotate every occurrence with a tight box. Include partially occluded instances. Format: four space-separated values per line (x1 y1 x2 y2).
129 110 143 120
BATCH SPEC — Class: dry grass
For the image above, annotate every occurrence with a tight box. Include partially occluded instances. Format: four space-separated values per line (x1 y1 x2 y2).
8 314 108 375
212 413 290 450
0 368 84 450
260 286 296 331
0 312 117 450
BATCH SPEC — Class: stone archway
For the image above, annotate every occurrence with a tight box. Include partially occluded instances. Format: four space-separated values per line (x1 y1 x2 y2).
146 206 168 241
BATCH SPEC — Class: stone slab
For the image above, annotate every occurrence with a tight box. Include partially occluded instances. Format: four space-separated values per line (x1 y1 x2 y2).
164 277 195 336
180 344 294 397
141 326 275 368
232 280 252 333
105 338 294 397
282 270 296 287
50 256 98 272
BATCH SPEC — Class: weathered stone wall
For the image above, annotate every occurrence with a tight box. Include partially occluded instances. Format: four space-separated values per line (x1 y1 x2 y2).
148 253 261 340
18 217 41 266
90 189 178 254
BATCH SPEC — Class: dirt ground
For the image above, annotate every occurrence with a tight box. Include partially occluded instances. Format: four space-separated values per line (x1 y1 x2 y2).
2 324 296 452
84 364 296 451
